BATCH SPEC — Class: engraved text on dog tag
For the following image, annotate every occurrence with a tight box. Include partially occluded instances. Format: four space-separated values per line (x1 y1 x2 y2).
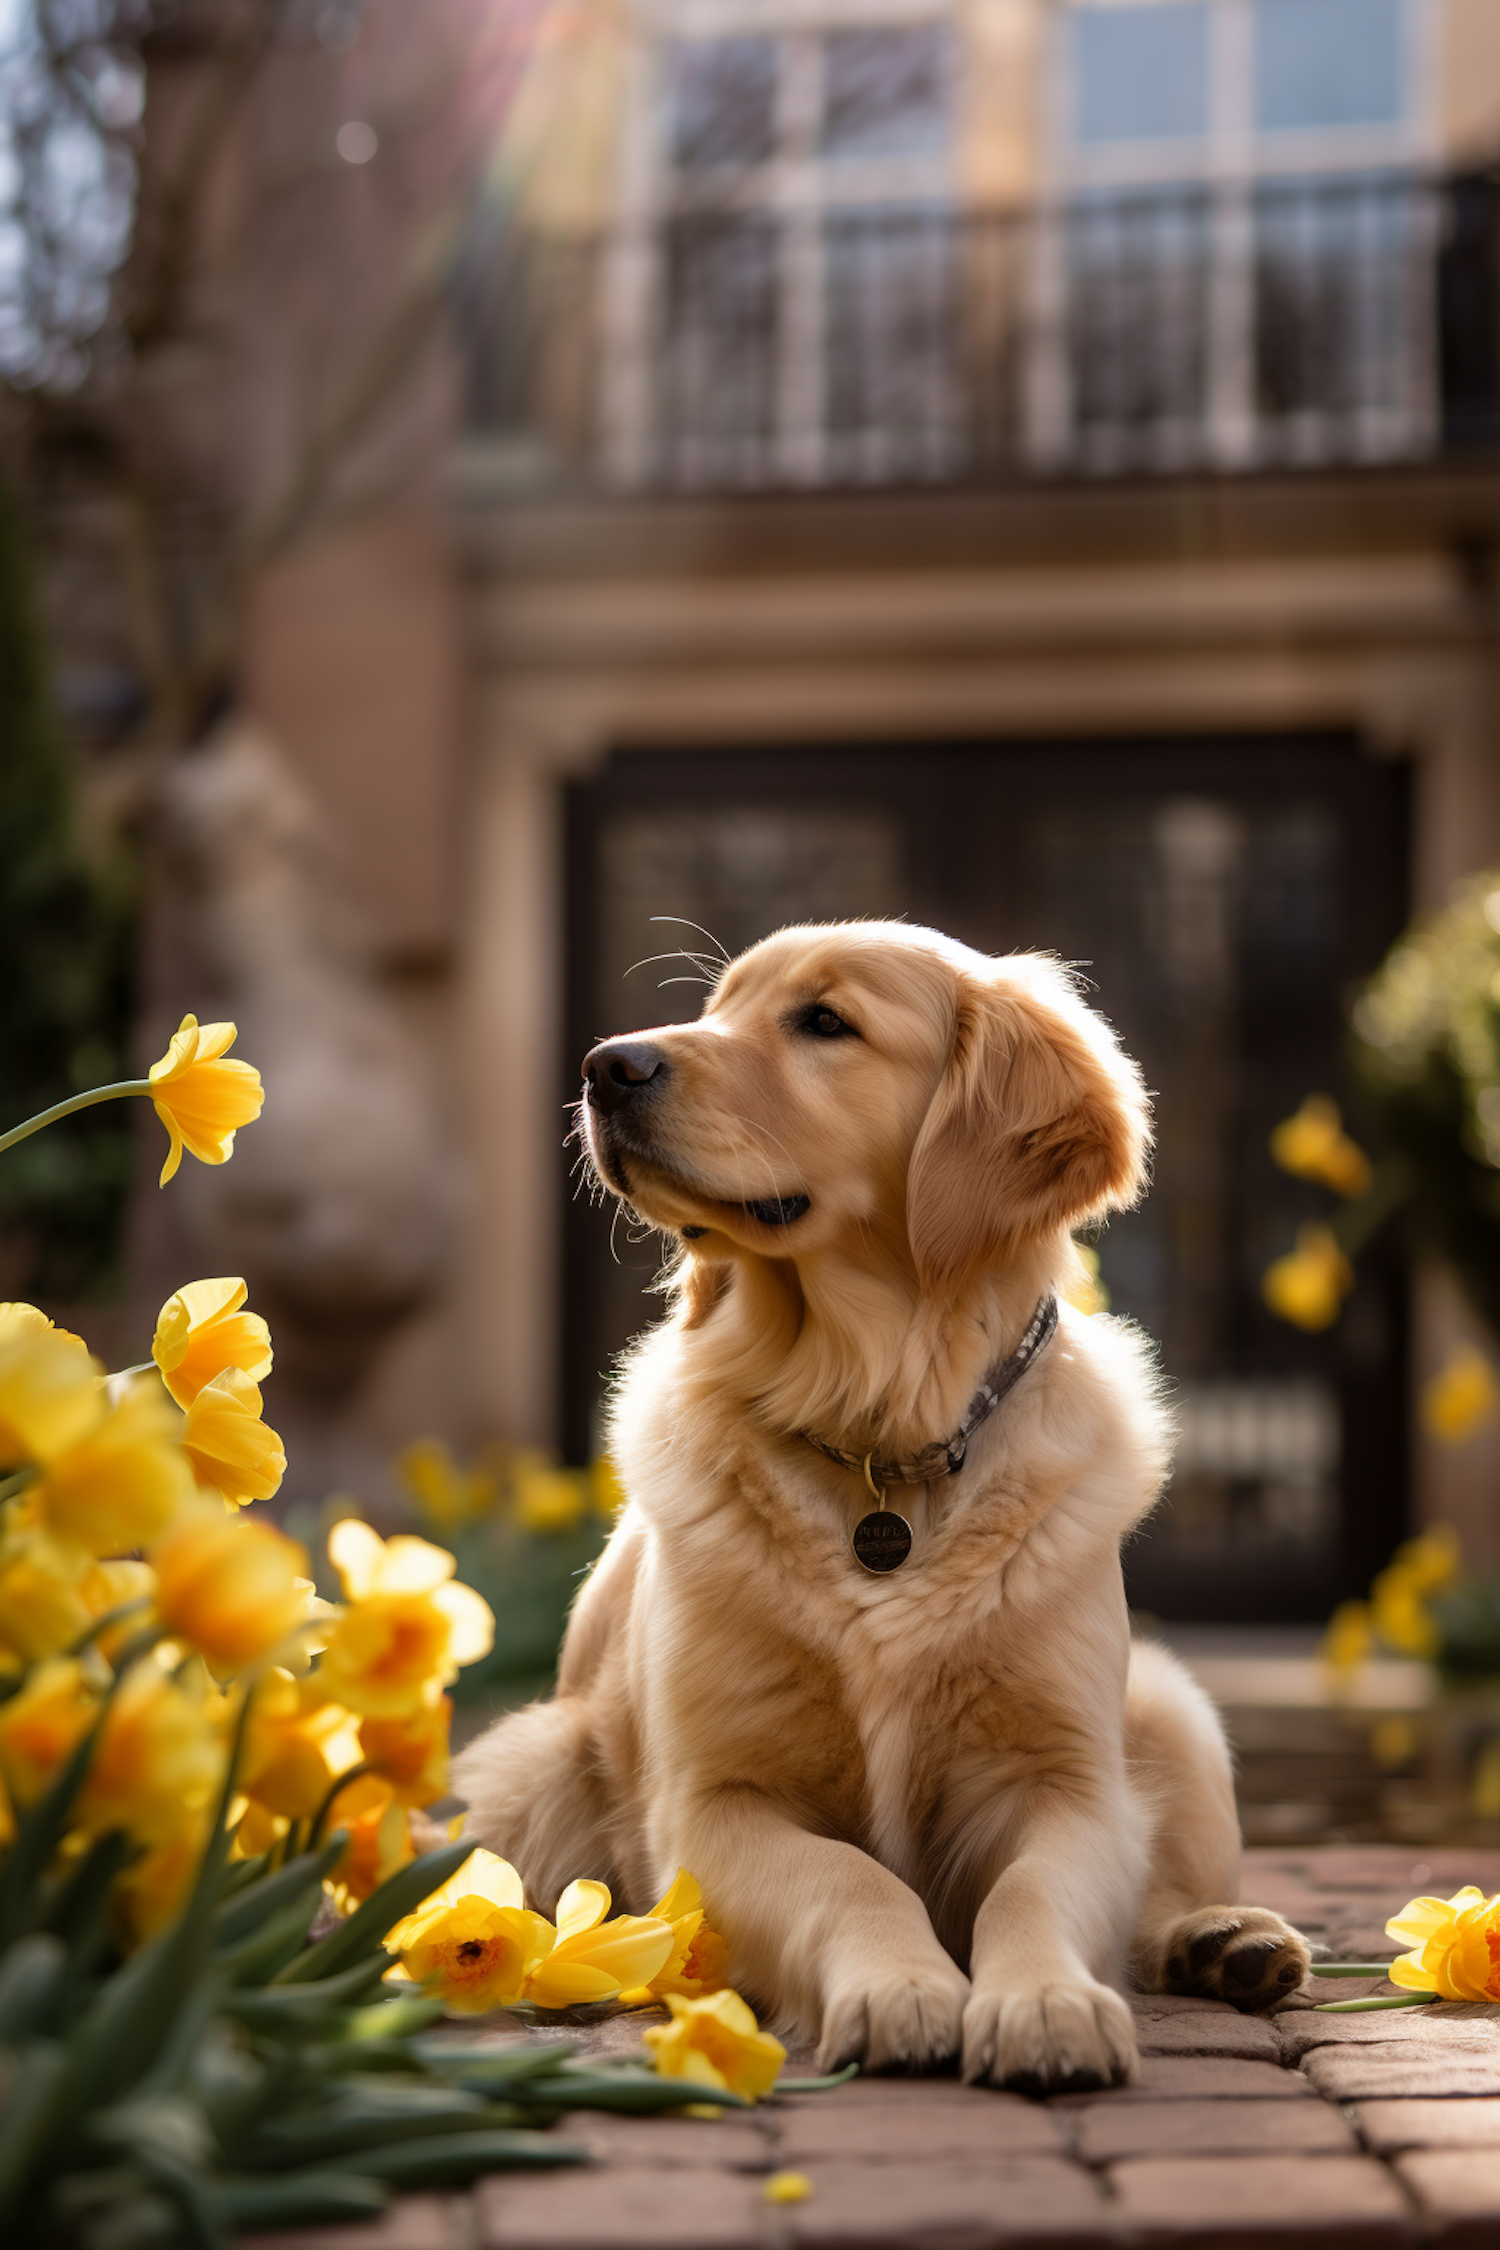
852 1511 912 1573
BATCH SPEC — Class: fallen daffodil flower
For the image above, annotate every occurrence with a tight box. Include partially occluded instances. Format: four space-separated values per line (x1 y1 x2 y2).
642 1988 787 2101
385 1847 557 2012
521 1878 675 2007
620 1866 729 2003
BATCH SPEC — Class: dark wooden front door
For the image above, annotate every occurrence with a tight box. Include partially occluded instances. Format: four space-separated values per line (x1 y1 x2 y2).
562 736 1409 1621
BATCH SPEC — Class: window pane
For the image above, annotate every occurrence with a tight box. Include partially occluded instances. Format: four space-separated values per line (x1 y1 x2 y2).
1071 3 1210 147
670 37 776 171
822 26 953 161
1254 0 1404 133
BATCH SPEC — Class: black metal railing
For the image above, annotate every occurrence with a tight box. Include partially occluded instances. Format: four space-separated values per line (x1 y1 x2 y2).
457 167 1500 492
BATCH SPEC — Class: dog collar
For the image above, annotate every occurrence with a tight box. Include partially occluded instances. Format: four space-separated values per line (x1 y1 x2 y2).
798 1292 1060 1493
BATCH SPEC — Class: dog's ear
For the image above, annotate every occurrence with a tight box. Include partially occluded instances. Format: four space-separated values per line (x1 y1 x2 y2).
906 959 1150 1293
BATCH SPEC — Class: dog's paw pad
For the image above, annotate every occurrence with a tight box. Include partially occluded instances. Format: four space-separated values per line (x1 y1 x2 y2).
1162 1907 1311 2012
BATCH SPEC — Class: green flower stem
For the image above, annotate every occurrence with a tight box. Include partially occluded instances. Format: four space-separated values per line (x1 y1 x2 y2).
1314 1991 1437 2013
310 1763 376 1850
0 1468 35 1506
0 1079 150 1157
1310 1962 1401 1977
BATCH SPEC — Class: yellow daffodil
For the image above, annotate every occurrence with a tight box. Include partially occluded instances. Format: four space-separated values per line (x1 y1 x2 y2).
1269 1095 1373 1197
1262 1225 1354 1331
764 2175 813 2206
325 1773 413 1909
396 1440 495 1534
240 1669 364 1823
0 1655 98 1806
1321 1599 1373 1680
148 1015 264 1188
77 1656 226 1848
1387 1886 1500 2001
592 1456 626 1517
521 1879 675 2009
32 1376 194 1556
1422 1350 1500 1447
620 1869 730 2004
0 1302 84 1351
180 1368 286 1508
385 1848 556 2013
642 1989 786 2101
358 1696 451 1807
0 1524 99 1666
513 1461 589 1535
0 1317 103 1470
152 1278 272 1410
0 1530 148 1673
151 1505 309 1673
1368 1527 1461 1659
320 1520 494 1718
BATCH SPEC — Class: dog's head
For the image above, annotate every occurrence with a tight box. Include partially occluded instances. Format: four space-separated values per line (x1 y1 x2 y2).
580 922 1149 1298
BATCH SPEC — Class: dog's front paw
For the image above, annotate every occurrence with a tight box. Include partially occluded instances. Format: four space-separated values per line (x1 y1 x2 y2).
962 1979 1137 2094
1161 1906 1311 2012
817 1956 971 2074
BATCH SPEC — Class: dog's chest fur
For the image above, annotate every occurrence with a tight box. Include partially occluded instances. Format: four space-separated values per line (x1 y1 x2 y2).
638 1424 1090 1891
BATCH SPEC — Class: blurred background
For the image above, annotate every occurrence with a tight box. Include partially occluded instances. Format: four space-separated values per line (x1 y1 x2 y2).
4 0 1500 1833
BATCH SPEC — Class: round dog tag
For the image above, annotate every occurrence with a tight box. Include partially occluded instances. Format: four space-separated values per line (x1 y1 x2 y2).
852 1511 912 1573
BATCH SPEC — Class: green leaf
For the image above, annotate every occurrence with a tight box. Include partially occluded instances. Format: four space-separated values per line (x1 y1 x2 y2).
215 1892 326 1988
213 2170 390 2228
329 2127 588 2185
1314 1991 1440 2013
776 2063 861 2091
520 2068 751 2113
0 2037 64 2218
0 1696 115 1945
1309 1962 1400 1978
411 2038 577 2084
0 1934 67 2042
40 1829 137 1951
211 1837 346 1950
272 1841 475 1986
219 1957 393 2031
341 1994 446 2042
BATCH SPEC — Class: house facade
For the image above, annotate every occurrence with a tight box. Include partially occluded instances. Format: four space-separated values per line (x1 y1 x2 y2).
241 0 1500 1613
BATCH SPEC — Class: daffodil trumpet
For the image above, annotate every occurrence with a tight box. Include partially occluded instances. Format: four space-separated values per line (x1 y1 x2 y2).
0 1079 152 1159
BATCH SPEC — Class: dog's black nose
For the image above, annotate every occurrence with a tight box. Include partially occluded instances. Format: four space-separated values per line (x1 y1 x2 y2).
583 1038 668 1116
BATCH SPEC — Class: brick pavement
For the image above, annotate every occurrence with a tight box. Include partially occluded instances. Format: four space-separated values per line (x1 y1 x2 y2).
237 1848 1500 2250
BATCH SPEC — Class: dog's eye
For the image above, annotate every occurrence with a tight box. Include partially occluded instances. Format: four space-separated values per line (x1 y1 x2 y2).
799 1005 856 1041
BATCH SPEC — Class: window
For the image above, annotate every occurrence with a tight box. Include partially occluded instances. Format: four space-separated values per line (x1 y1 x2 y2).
1254 0 1405 135
1070 3 1210 149
670 37 776 172
650 22 958 484
1055 0 1426 466
822 25 952 160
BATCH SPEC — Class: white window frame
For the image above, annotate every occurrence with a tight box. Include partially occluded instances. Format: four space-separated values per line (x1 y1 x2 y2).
1036 0 1438 469
602 0 961 486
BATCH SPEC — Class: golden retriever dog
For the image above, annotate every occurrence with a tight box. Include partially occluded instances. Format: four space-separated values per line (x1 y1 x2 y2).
455 922 1310 2089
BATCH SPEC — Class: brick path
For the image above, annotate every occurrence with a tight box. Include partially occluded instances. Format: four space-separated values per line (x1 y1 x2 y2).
239 1848 1500 2250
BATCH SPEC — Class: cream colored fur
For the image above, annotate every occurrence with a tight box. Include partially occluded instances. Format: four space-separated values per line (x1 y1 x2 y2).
455 922 1308 2086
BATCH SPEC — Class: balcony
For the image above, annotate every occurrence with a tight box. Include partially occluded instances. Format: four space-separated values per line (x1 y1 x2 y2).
458 167 1500 495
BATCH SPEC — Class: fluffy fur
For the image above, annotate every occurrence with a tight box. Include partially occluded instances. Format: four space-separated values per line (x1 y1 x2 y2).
455 922 1309 2087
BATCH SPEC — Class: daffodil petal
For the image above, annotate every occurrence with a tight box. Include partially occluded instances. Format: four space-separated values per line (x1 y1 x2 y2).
555 1878 611 1941
328 1518 384 1602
